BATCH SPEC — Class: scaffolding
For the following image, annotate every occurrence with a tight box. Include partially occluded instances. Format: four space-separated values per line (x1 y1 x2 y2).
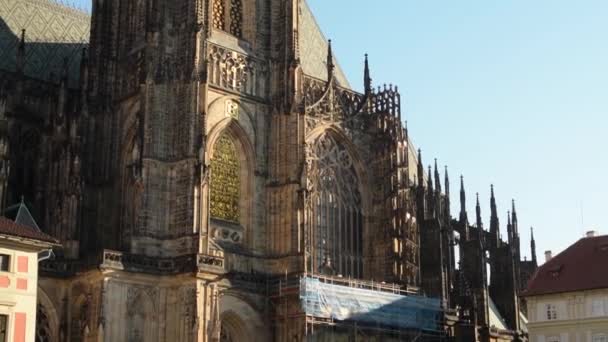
298 275 447 340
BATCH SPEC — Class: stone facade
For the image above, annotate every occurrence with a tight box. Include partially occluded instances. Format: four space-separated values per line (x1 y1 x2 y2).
0 0 537 341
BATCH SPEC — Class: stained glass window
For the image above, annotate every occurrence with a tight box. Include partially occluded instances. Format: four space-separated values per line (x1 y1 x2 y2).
210 134 240 222
229 0 243 38
212 0 225 31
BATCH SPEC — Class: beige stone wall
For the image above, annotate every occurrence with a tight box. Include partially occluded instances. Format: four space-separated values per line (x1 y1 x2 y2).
526 289 608 342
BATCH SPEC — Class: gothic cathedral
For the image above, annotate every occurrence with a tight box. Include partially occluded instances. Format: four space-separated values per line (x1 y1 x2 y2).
0 0 538 341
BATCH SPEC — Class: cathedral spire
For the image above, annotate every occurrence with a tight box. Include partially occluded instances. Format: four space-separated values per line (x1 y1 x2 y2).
476 193 482 229
531 227 537 265
507 211 513 245
327 39 335 79
364 53 372 95
459 175 468 223
417 149 424 188
444 166 450 199
490 185 500 248
476 193 483 242
511 200 518 236
427 165 434 192
434 159 441 193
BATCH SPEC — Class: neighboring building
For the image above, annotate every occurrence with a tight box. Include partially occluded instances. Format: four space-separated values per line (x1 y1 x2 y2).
0 203 58 342
0 0 536 341
523 232 608 342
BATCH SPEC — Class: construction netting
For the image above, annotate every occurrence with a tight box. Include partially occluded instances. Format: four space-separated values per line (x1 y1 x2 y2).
300 277 443 332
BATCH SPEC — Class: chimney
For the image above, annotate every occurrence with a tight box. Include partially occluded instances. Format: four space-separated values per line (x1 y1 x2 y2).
586 231 597 238
545 250 553 262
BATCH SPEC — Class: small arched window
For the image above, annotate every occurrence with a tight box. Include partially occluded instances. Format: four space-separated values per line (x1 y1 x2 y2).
212 0 243 38
210 133 240 223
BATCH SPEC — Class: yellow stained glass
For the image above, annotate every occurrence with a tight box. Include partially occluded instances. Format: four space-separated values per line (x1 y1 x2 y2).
210 134 240 222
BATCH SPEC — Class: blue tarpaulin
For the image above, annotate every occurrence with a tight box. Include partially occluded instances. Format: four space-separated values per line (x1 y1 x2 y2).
300 277 443 332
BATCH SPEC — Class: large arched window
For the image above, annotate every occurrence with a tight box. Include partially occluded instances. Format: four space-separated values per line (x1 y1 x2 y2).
210 133 240 223
307 133 363 278
212 0 243 38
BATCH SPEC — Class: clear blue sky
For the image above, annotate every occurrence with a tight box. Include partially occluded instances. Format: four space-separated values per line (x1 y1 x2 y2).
72 0 608 262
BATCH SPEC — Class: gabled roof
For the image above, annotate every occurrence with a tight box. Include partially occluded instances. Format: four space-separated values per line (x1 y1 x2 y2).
0 0 90 87
298 1 351 88
0 216 58 244
523 235 608 297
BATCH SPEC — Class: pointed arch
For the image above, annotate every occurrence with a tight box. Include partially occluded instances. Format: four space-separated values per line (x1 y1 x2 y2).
219 295 268 342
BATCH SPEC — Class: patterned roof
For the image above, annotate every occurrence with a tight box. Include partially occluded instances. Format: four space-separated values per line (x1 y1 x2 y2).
0 0 90 87
299 1 351 88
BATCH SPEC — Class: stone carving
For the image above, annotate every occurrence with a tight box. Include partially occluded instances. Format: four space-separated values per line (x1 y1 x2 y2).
225 100 239 119
208 43 266 98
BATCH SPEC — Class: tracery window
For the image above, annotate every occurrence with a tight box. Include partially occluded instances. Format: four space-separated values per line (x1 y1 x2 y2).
307 134 363 278
210 134 240 222
212 0 243 38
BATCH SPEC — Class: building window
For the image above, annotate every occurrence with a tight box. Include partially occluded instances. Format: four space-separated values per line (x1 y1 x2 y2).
0 315 7 342
547 337 560 342
210 134 240 223
0 254 9 272
546 304 557 320
593 335 608 342
592 299 605 317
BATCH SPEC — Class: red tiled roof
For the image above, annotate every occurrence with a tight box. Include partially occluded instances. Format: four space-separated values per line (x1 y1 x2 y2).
0 217 58 245
523 235 608 297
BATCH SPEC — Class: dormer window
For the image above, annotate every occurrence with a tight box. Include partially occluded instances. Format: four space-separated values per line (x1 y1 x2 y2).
212 0 243 38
